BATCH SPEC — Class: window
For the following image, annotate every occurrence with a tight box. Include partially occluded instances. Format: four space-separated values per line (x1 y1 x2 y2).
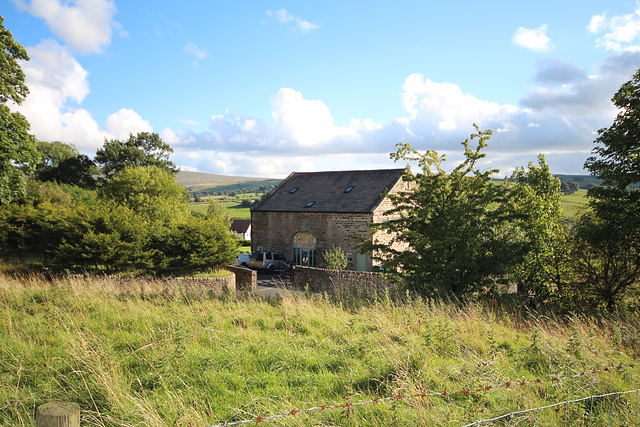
290 187 299 194
292 232 317 267
344 186 354 193
305 201 315 207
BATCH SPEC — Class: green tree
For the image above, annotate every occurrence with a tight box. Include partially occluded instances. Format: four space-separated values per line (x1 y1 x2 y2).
560 181 580 195
150 215 237 275
584 68 640 232
324 246 348 270
95 132 177 179
0 16 40 204
206 198 230 226
100 166 190 224
0 180 95 263
35 140 79 169
53 202 151 273
507 155 570 300
570 211 639 311
36 154 99 189
578 67 640 310
359 125 526 296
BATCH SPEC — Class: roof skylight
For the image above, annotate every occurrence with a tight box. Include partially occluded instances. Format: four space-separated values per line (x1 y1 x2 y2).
290 187 298 194
305 201 316 207
344 186 354 193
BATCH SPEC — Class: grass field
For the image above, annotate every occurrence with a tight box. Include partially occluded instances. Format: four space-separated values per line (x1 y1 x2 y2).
189 201 251 219
1 272 639 426
188 193 261 219
560 189 589 218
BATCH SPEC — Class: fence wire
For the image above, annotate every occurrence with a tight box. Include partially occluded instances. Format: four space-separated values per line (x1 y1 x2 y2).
462 388 640 426
211 363 638 426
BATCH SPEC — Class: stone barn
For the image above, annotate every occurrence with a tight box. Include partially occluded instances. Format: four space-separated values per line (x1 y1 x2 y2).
250 168 409 271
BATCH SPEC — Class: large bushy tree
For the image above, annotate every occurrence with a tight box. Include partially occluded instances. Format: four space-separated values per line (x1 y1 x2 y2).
577 67 640 310
35 140 79 169
36 154 99 189
507 155 570 300
359 126 527 296
100 166 190 223
95 132 177 179
0 16 40 204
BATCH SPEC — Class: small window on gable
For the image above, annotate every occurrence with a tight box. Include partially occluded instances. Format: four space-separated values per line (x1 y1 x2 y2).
305 201 316 207
290 187 299 194
344 186 354 193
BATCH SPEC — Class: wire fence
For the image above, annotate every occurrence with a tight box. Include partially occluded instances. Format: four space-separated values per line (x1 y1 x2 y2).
462 389 639 426
211 363 639 426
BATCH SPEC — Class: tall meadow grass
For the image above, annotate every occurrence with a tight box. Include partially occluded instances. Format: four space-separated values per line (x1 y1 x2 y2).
0 271 638 426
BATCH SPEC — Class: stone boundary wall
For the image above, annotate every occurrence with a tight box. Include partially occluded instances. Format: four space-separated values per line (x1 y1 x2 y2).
69 273 236 296
291 266 400 297
224 265 257 291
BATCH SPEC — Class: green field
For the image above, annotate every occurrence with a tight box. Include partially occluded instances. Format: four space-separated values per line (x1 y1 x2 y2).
176 171 279 195
188 194 257 219
560 189 589 217
1 272 638 426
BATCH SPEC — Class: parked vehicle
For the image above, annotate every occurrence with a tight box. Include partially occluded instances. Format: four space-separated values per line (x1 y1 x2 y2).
249 251 290 273
234 253 251 267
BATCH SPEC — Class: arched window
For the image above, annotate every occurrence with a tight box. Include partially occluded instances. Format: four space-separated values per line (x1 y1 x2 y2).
292 232 317 267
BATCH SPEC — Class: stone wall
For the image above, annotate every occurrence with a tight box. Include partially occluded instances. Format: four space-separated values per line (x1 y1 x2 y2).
224 265 256 291
251 177 415 272
291 265 401 298
251 210 373 269
71 273 236 296
371 177 413 254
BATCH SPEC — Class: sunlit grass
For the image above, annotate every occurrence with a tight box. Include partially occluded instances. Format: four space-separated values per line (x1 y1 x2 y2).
0 272 638 426
560 189 589 218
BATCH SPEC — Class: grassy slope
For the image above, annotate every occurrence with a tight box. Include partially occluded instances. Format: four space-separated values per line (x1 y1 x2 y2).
175 171 279 193
1 274 638 426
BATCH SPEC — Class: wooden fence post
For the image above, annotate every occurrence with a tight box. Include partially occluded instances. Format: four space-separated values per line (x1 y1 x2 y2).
36 402 80 427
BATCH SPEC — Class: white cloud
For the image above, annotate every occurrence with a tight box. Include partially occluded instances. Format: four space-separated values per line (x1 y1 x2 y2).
17 0 119 53
105 108 153 139
15 39 109 151
589 8 640 52
184 42 208 60
266 9 293 23
165 50 640 178
588 14 606 33
400 74 518 132
513 25 552 52
15 40 157 153
270 88 338 146
266 9 319 33
295 19 320 34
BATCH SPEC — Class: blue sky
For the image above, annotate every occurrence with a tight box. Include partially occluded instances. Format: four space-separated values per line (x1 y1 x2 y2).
5 0 640 178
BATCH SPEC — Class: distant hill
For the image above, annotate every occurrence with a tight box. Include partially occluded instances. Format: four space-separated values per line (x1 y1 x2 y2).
175 171 280 194
554 174 600 187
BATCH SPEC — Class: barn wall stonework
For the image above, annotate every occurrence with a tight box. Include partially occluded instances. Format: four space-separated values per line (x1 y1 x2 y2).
251 211 373 269
251 175 413 271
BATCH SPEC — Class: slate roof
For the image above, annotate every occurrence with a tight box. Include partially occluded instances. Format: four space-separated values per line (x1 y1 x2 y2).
251 168 406 213
230 219 251 234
